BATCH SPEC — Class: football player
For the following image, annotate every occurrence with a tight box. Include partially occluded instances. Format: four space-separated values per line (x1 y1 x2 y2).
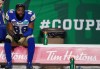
0 0 6 42
4 3 35 69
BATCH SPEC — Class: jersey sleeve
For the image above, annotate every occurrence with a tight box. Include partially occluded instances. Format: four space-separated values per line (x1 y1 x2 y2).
6 12 10 22
6 9 14 22
28 10 36 22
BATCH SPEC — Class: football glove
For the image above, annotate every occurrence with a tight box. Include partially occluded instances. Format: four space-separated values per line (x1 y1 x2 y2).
18 37 26 45
13 34 20 43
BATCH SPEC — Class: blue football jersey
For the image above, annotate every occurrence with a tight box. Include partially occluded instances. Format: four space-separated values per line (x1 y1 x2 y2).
0 9 5 25
6 9 35 34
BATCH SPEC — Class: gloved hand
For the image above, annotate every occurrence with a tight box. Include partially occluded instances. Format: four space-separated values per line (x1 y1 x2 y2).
18 37 26 45
13 34 20 43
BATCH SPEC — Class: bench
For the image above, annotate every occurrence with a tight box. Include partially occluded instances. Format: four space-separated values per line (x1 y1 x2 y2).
0 44 100 65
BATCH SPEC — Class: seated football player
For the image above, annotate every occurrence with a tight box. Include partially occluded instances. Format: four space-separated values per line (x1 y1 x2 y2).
4 3 35 69
0 0 6 42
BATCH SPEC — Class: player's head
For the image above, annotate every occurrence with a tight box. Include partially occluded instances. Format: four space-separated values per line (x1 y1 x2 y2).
0 0 4 8
15 3 25 20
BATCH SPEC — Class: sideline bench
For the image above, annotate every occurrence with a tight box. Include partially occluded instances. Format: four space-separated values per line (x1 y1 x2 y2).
0 44 100 65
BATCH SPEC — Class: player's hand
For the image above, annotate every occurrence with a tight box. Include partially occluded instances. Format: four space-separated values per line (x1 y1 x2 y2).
13 34 20 43
18 37 26 45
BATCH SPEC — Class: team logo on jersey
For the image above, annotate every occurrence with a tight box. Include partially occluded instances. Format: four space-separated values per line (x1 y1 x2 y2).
6 13 9 20
23 20 29 25
31 14 35 21
17 21 23 25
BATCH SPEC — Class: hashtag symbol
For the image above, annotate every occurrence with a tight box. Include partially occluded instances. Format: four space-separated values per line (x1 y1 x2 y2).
40 20 50 29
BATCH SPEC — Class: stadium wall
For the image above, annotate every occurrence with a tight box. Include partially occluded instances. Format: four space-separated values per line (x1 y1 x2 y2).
3 0 100 44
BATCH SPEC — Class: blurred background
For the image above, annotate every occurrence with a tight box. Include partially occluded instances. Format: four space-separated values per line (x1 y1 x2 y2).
3 0 100 44
1 0 100 69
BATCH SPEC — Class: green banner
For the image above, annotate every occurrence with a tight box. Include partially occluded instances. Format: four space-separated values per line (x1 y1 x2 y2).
3 0 100 44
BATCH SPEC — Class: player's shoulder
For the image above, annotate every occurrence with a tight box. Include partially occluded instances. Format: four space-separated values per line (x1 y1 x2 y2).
6 9 15 20
25 10 35 15
7 9 15 14
25 10 36 21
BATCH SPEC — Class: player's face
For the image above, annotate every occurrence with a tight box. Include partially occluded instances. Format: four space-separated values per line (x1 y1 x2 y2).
16 7 25 17
0 0 4 8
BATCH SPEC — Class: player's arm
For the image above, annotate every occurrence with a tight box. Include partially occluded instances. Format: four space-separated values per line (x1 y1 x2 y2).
18 12 35 45
7 22 20 43
6 10 15 36
18 22 34 45
7 22 15 36
6 11 16 37
23 22 34 37
6 11 20 43
18 11 35 45
23 11 35 37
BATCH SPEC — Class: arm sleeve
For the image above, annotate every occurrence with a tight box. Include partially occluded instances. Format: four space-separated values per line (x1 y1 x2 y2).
23 28 33 37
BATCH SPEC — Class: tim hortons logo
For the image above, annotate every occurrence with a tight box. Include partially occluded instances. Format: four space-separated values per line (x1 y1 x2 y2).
46 51 96 61
0 50 27 60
